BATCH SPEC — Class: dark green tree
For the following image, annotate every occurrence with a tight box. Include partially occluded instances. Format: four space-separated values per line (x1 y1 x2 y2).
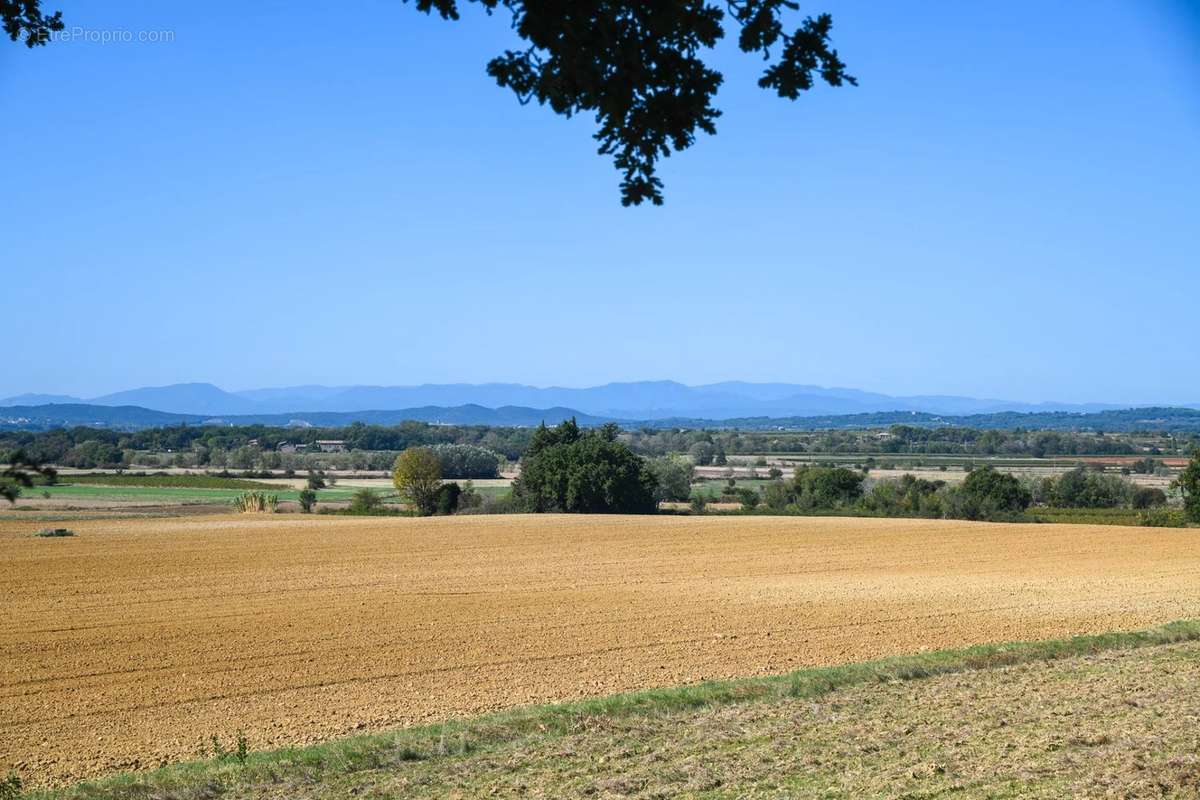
950 466 1031 520
1176 449 1200 523
2 1 63 47
434 481 463 514
513 419 658 513
647 455 694 503
791 465 864 509
406 0 854 205
1131 487 1166 510
297 488 318 513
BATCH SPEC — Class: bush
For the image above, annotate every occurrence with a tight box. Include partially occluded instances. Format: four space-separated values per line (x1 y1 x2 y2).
347 488 383 514
35 527 74 537
1131 487 1167 509
434 482 462 515
456 481 484 512
231 492 278 513
1137 508 1187 528
689 495 707 515
298 488 317 513
736 488 759 510
1 771 22 800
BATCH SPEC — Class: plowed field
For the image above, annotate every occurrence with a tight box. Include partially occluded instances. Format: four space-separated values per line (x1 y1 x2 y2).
3 514 1199 786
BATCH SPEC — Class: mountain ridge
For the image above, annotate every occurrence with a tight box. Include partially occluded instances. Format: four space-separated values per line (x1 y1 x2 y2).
5 381 1187 419
4 402 1200 434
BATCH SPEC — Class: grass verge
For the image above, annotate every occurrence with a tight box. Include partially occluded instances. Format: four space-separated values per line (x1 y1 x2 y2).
26 618 1200 799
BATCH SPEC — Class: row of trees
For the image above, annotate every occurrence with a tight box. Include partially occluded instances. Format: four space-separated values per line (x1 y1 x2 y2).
0 421 532 467
1030 468 1166 510
387 427 688 517
624 427 1196 458
5 423 1195 472
754 465 1032 522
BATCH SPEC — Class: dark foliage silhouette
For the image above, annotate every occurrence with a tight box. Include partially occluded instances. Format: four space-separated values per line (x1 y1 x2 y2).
2 1 62 47
406 1 855 205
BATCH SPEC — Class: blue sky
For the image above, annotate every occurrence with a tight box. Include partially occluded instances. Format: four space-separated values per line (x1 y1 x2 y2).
2 1 1197 403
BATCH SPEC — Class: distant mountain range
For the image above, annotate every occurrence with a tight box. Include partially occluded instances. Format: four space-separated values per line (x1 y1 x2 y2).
4 402 1200 434
0 403 606 431
5 381 1194 420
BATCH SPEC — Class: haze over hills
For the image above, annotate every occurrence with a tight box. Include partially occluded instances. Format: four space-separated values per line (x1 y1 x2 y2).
5 381 1193 420
5 402 1200 434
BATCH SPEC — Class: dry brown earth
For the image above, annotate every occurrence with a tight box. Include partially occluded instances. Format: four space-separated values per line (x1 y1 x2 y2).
3 513 1199 786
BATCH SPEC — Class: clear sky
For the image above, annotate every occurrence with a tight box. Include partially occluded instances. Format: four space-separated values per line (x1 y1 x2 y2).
2 1 1197 403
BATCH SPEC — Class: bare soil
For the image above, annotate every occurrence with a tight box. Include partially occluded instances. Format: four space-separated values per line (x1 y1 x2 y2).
3 513 1199 786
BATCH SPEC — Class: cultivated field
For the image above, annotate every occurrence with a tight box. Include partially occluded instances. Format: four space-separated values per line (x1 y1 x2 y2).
4 514 1200 787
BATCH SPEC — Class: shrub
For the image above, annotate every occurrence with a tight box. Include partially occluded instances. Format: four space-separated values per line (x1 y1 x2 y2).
689 495 707 515
736 487 759 510
434 482 462 515
347 488 383 514
1137 508 1186 528
1 771 22 800
35 527 74 537
456 481 484 512
298 488 317 513
1131 487 1167 509
231 492 278 513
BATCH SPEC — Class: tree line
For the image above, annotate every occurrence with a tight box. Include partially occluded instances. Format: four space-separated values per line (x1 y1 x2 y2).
3 421 1191 472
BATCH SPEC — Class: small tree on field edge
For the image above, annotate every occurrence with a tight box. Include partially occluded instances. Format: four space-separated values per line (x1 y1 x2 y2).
393 447 442 516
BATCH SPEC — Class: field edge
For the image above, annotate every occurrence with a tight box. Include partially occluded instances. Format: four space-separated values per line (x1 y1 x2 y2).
28 617 1200 800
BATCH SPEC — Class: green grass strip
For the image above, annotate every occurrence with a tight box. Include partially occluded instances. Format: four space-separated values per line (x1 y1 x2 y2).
27 618 1200 800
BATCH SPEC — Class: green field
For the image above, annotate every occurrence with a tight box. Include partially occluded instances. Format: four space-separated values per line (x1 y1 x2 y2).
22 484 362 504
57 474 280 489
